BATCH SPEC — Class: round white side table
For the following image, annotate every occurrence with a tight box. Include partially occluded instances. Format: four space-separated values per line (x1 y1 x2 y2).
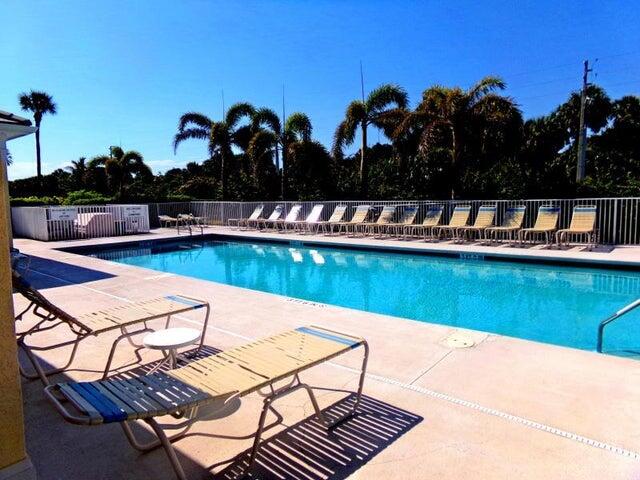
143 327 201 372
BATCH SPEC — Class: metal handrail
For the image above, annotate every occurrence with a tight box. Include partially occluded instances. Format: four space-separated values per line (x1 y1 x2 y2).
596 298 640 352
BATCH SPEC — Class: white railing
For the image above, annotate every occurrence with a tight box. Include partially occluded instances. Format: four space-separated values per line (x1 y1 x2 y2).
11 204 150 241
149 198 640 245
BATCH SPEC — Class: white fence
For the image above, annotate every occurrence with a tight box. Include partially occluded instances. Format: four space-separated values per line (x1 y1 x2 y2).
150 198 640 245
11 204 150 241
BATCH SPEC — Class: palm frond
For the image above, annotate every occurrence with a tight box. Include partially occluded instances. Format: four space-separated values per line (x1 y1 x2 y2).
332 120 357 159
467 76 506 103
18 90 57 117
173 128 210 153
225 102 256 128
247 130 278 159
285 112 312 142
252 107 281 136
176 112 212 132
88 155 109 169
366 84 409 113
120 150 144 165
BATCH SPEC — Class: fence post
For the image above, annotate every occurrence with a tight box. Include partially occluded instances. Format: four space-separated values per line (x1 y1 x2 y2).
612 199 618 245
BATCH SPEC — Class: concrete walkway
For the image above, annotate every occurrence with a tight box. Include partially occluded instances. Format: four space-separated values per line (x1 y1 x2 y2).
13 229 640 479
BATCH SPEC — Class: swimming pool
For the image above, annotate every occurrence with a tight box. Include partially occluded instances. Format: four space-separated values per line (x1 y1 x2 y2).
80 238 640 356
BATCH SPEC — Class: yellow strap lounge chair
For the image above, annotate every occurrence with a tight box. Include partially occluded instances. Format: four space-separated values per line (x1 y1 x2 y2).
455 205 496 242
227 204 264 230
328 204 371 235
318 204 349 234
556 205 598 249
12 271 210 386
484 206 526 245
358 205 397 238
386 206 420 238
431 205 472 240
44 325 369 480
403 205 444 240
255 204 284 230
519 205 560 245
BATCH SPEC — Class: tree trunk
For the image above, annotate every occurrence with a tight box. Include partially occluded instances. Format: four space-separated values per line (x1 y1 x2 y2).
360 122 368 198
280 140 287 200
220 153 226 200
450 126 457 199
35 120 42 178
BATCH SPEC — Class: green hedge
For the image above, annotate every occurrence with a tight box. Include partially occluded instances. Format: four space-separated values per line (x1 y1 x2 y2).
62 190 113 205
10 196 63 206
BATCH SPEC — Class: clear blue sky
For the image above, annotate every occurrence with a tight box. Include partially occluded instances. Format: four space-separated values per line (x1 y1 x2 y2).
2 0 639 179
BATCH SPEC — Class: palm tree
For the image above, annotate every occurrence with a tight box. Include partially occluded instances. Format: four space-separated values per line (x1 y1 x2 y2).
396 76 518 198
18 90 57 178
333 84 408 196
173 103 255 200
65 157 88 189
251 109 313 198
89 147 152 199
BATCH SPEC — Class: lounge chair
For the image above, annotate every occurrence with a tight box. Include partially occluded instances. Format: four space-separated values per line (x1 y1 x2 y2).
10 247 31 272
456 205 496 242
555 205 597 249
403 205 444 240
317 205 348 234
12 270 210 386
158 215 178 228
227 204 264 230
255 205 284 230
431 205 472 240
519 205 560 246
271 204 303 231
44 326 369 480
485 206 526 245
75 212 115 238
384 206 419 238
289 204 324 234
357 205 397 238
326 205 371 235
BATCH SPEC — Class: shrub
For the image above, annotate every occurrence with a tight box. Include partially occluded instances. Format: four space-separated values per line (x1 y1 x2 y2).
10 196 63 206
63 190 113 205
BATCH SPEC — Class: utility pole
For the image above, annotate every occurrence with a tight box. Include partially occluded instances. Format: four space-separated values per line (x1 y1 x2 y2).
281 84 286 200
576 59 592 182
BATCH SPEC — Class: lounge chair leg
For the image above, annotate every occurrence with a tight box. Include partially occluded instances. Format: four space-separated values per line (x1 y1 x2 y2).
246 396 275 473
103 327 154 379
17 336 82 386
143 419 188 480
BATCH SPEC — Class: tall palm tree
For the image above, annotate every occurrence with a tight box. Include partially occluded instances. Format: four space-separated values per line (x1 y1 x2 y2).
89 147 152 199
18 90 57 178
252 109 313 198
173 103 255 200
333 84 408 196
396 76 518 198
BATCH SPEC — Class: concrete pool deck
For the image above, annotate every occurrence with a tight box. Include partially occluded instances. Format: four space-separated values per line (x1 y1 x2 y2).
12 228 640 479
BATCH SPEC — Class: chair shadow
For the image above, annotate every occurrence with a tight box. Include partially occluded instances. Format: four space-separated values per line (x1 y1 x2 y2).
212 393 423 480
18 255 115 289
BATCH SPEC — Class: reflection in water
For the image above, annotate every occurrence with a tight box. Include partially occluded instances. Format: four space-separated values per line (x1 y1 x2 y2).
92 240 640 355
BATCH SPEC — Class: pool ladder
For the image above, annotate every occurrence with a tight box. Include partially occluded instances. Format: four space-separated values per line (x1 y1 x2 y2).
596 298 640 352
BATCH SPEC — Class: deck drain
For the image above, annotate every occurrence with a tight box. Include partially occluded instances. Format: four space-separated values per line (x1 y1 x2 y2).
442 331 475 349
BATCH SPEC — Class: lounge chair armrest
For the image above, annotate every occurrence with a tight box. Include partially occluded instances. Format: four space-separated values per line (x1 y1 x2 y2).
44 384 98 425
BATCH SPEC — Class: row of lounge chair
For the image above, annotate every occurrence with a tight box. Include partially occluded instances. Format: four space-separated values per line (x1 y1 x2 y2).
229 203 599 248
13 270 369 479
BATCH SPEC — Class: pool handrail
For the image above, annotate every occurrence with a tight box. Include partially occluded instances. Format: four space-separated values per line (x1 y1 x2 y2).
596 298 640 352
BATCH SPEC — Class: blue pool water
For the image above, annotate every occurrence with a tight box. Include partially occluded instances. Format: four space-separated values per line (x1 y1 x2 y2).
84 239 640 355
